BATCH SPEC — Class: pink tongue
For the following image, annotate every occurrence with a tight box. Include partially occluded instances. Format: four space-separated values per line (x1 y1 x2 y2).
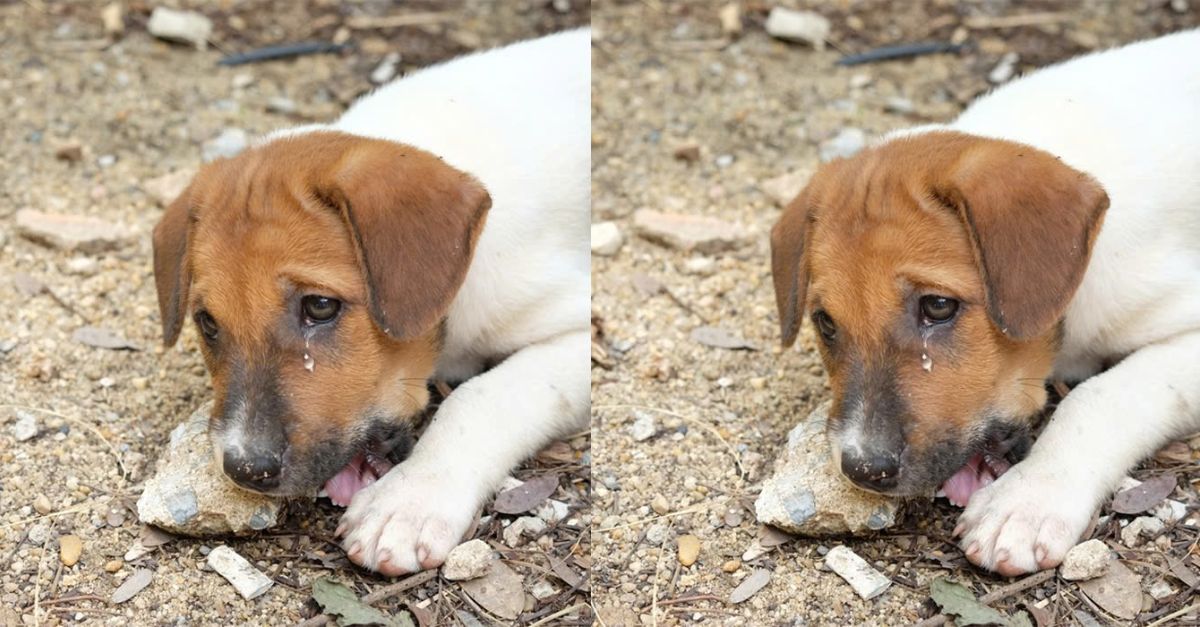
323 454 394 507
940 454 997 507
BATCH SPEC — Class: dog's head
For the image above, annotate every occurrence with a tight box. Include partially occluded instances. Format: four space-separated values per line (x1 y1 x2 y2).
770 131 1108 503
152 131 490 500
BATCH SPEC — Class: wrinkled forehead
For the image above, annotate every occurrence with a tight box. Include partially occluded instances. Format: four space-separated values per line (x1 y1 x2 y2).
185 162 363 324
805 160 980 326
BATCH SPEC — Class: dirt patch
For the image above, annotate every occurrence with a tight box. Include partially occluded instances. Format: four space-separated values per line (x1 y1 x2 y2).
0 1 588 625
590 1 1200 624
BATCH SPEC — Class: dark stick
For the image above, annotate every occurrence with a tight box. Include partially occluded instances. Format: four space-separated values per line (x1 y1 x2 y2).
837 42 966 66
218 41 348 66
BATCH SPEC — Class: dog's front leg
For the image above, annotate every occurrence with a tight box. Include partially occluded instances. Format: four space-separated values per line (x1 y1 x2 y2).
338 329 589 575
958 330 1200 575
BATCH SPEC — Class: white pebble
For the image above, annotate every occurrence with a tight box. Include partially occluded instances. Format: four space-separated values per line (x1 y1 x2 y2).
205 546 273 600
822 546 890 600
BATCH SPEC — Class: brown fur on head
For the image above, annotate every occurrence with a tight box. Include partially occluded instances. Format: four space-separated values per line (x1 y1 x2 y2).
152 131 491 495
770 131 1108 495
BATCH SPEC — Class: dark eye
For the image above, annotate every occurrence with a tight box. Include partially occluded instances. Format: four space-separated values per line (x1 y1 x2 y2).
302 295 341 324
812 310 837 341
920 295 960 324
195 310 219 341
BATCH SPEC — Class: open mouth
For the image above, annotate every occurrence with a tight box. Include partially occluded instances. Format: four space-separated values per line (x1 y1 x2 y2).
937 427 1029 507
319 427 412 507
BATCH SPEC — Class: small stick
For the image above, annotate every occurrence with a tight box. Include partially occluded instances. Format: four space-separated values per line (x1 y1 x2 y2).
911 569 1056 627
1146 601 1200 627
218 42 348 66
837 42 965 67
528 603 591 627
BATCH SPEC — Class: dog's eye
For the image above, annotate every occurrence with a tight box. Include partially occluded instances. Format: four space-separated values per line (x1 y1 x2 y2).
302 295 342 324
812 310 837 341
195 310 219 341
920 295 960 324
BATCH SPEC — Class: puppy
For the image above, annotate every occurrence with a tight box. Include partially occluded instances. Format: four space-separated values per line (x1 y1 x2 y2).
770 29 1200 575
152 29 591 574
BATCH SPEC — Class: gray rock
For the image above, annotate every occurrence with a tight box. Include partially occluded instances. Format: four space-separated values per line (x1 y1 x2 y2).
633 209 750 253
206 546 273 600
442 539 495 581
884 96 915 114
137 401 284 535
760 169 812 207
628 411 658 442
63 256 99 276
147 7 212 50
1060 539 1112 581
1120 516 1164 547
756 401 901 535
591 221 623 256
819 128 867 162
202 129 249 162
142 169 194 207
681 256 717 276
15 209 131 253
26 523 50 546
764 8 830 51
266 96 297 114
502 516 547 547
11 411 39 442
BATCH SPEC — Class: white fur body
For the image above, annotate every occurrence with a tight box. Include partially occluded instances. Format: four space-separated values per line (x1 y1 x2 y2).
274 30 591 574
896 29 1200 573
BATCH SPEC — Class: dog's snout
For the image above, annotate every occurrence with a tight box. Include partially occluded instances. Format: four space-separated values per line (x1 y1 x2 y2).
222 448 283 492
840 448 900 492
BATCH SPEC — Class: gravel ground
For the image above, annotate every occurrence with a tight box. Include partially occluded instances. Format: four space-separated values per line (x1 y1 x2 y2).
590 1 1200 625
0 1 588 625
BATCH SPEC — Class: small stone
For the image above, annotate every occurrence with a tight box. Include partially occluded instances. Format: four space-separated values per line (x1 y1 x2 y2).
651 495 670 516
591 221 623 256
59 535 82 566
722 559 741 573
54 143 83 162
531 580 558 600
718 3 741 36
633 209 750 253
202 129 249 162
989 52 1019 84
104 559 123 573
111 568 154 604
1149 580 1174 600
673 143 701 162
1060 539 1112 581
729 568 771 603
206 546 273 600
371 52 401 84
137 401 284 535
26 524 49 546
501 516 546 547
534 499 569 524
15 209 131 253
11 412 39 442
142 169 194 207
819 128 867 162
715 154 734 168
760 169 811 207
97 154 116 168
101 2 123 35
231 73 255 89
884 97 915 114
756 401 901 535
645 523 669 546
764 8 830 50
33 494 52 515
677 534 700 566
1153 499 1187 524
64 256 99 276
823 546 890 600
147 7 212 50
442 539 495 581
628 411 658 442
1120 516 1164 548
681 256 717 276
266 96 296 114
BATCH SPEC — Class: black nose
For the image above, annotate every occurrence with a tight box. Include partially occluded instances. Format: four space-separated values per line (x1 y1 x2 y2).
222 449 282 492
840 448 900 492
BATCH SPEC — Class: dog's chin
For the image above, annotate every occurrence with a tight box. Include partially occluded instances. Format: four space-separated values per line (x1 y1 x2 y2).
316 422 415 507
928 422 1031 507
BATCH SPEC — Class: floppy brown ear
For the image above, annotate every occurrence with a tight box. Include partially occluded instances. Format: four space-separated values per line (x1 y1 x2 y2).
152 186 194 347
770 186 813 347
936 141 1109 340
320 140 491 340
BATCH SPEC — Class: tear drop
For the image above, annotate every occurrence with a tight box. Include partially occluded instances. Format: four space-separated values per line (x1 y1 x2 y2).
303 353 315 372
921 352 933 372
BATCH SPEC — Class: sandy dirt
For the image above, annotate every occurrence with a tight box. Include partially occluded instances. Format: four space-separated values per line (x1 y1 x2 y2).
590 1 1200 625
1 1 588 625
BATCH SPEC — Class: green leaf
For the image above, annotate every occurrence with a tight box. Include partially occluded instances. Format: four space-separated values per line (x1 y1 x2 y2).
311 577 415 627
929 577 1007 626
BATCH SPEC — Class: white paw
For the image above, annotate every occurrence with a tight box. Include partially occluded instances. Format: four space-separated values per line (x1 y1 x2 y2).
337 462 481 576
956 462 1098 576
